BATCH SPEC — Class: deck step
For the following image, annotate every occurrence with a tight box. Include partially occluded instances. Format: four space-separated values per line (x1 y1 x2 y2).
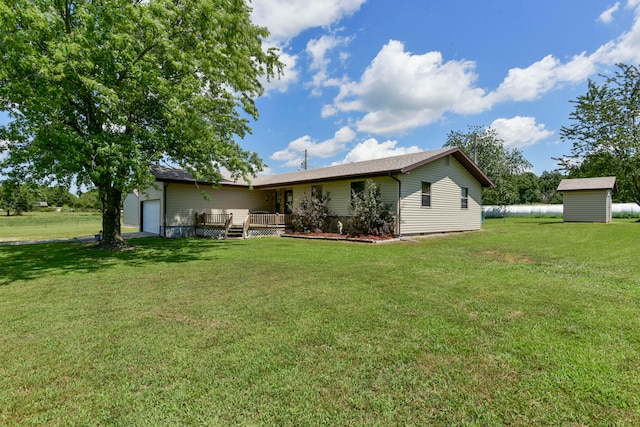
225 226 246 239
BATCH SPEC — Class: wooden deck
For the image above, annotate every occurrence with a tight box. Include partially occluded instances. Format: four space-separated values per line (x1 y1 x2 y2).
195 213 292 239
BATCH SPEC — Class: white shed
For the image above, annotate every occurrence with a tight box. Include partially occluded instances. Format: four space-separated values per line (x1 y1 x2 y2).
557 177 617 223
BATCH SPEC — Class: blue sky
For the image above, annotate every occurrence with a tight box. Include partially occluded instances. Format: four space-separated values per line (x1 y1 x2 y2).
245 0 640 175
2 1 640 179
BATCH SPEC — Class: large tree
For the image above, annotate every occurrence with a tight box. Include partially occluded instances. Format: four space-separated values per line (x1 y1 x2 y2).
559 63 640 205
444 126 532 206
0 0 281 246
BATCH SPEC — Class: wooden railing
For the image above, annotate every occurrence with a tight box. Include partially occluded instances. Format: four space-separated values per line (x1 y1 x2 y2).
248 213 292 226
195 213 232 227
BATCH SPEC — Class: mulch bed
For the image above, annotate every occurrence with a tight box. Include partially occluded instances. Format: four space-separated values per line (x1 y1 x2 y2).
282 232 397 243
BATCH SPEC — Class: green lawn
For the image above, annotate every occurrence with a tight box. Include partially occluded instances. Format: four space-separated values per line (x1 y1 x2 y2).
0 211 137 241
1 218 639 425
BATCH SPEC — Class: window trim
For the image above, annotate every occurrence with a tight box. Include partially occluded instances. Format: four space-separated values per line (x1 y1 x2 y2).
421 181 432 207
461 187 469 209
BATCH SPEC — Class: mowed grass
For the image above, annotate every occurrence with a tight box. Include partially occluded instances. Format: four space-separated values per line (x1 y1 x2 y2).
1 218 639 425
0 211 137 241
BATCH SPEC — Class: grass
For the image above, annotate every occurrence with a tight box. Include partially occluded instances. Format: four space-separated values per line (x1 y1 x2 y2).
1 218 639 425
0 211 137 241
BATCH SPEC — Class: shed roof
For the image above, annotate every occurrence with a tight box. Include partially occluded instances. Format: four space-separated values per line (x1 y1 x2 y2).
557 176 617 192
151 147 495 188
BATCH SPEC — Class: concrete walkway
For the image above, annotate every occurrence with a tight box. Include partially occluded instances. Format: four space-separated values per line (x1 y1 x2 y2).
0 232 158 246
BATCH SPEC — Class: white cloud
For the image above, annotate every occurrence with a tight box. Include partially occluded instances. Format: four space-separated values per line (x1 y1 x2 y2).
599 2 620 23
490 116 554 149
270 126 356 167
591 1 640 64
334 138 422 164
329 40 487 135
250 0 366 42
306 34 353 95
489 54 596 103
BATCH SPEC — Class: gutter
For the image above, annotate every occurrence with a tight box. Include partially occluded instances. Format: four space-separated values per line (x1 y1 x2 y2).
389 173 402 237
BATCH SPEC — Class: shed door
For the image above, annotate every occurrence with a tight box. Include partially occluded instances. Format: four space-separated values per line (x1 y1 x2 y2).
142 200 161 234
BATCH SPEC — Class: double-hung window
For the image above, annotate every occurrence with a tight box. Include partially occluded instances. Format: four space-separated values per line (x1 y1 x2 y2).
421 182 431 207
461 187 469 209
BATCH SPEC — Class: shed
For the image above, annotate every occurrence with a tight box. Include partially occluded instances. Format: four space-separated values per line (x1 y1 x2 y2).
557 177 617 223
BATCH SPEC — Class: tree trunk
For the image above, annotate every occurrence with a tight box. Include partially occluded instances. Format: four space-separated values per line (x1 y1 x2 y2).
100 186 126 248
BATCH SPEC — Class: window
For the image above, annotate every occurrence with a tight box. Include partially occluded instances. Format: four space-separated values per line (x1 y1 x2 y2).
311 185 323 198
461 187 468 209
421 182 431 207
350 181 365 200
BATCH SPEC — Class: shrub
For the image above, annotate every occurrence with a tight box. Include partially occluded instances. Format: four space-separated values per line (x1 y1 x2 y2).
291 188 332 233
350 179 394 236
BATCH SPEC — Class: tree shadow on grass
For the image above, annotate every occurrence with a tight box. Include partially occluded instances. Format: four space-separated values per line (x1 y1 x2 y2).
0 237 241 286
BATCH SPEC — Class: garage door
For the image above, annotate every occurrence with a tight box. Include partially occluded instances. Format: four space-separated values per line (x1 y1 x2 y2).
142 200 160 234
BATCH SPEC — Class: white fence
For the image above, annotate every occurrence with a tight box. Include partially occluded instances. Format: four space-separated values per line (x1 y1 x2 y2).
483 203 640 218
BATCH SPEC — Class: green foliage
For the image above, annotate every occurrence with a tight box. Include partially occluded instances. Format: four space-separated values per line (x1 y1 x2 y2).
74 190 100 210
0 181 38 215
0 0 282 245
349 179 394 236
39 185 77 207
560 63 640 204
444 126 532 206
291 188 332 233
537 170 564 203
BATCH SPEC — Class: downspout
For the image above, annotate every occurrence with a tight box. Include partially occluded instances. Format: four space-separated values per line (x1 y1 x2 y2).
389 173 402 237
163 182 169 238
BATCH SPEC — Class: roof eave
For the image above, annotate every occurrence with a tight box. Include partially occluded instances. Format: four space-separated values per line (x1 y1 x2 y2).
401 147 495 188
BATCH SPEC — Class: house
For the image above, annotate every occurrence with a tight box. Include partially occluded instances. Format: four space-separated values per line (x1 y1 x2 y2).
124 147 494 238
557 176 617 223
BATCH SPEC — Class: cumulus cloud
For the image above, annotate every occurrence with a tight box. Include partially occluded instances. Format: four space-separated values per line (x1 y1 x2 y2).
306 34 353 95
599 2 621 23
334 138 422 164
328 40 487 135
591 1 640 64
490 116 554 149
250 0 366 42
270 126 356 167
489 54 596 103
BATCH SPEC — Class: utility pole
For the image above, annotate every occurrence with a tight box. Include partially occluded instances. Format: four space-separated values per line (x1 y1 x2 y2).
300 149 308 170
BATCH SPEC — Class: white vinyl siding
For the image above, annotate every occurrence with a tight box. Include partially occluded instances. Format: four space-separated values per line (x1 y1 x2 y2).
123 193 139 227
399 155 482 235
289 176 398 217
562 190 612 223
165 183 268 226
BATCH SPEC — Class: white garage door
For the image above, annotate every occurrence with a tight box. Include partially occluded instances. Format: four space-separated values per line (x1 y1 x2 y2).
142 200 160 234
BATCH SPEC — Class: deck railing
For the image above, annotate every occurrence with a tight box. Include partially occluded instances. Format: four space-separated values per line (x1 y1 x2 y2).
248 213 292 227
195 213 232 227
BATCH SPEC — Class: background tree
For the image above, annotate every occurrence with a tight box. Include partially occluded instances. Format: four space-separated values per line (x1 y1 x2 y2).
444 126 532 206
512 172 540 204
559 63 640 205
0 180 37 215
0 0 281 247
537 170 564 204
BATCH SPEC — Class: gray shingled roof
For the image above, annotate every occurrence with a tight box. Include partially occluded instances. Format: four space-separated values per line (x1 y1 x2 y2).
557 176 617 192
150 165 251 187
151 147 495 188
